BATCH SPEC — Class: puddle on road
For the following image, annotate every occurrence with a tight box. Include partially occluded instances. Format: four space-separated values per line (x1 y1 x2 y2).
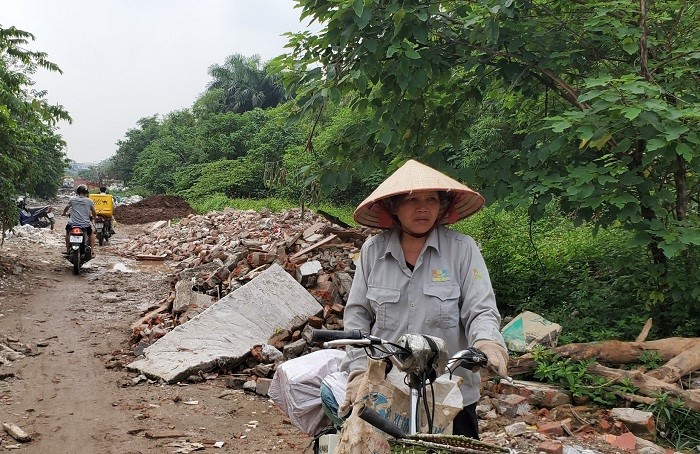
105 257 173 274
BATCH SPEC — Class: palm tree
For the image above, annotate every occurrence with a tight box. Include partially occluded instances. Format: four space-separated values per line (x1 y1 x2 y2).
206 53 286 113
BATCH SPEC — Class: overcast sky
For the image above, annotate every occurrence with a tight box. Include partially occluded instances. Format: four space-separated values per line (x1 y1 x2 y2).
3 0 315 163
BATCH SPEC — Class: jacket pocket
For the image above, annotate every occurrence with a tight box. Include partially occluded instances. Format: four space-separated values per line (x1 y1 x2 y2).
423 284 460 328
366 286 401 330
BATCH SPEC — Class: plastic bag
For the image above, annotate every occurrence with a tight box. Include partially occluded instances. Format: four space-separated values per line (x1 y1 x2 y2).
268 349 346 435
335 359 464 454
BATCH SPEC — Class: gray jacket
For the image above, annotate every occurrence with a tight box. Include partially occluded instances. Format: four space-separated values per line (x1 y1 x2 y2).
341 225 505 405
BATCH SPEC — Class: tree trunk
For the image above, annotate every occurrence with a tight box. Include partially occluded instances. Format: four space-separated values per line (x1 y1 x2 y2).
646 341 700 383
674 154 688 221
509 338 700 376
588 363 700 413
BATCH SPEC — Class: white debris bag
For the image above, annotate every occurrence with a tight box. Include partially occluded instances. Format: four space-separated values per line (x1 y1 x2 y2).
269 349 346 435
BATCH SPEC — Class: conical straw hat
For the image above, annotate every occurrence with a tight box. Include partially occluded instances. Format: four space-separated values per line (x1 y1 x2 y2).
353 159 485 229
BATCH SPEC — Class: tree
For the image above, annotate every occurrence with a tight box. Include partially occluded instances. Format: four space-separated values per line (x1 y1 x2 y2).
206 53 287 113
130 110 201 194
109 115 160 183
278 0 700 331
1 25 70 233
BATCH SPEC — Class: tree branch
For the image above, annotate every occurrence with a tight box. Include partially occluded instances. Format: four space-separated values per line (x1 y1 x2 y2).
639 0 651 81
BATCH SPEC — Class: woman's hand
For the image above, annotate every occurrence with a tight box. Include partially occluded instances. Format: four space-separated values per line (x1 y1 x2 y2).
473 340 509 378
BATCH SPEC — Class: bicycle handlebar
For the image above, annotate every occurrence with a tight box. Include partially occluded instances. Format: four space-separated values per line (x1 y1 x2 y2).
310 329 364 343
309 329 491 374
357 404 406 439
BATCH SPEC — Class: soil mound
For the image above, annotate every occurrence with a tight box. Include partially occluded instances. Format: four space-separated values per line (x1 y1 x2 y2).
114 195 195 225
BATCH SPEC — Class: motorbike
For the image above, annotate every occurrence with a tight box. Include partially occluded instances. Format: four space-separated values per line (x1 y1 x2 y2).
66 225 93 275
17 197 55 230
94 215 112 245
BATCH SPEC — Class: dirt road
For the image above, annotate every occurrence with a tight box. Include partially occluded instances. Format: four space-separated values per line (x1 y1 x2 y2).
0 213 309 453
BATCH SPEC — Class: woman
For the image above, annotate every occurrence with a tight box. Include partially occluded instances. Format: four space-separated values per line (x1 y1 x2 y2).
336 159 508 438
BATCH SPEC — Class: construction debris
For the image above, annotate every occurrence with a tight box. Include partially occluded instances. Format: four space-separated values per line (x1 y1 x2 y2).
127 264 324 383
3 422 31 442
121 207 366 353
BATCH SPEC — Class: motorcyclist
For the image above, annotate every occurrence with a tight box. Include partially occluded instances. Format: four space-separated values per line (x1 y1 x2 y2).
98 186 116 235
62 184 97 257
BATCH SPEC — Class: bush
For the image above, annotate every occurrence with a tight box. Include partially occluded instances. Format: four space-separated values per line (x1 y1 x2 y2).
179 158 267 201
455 203 698 341
186 195 299 214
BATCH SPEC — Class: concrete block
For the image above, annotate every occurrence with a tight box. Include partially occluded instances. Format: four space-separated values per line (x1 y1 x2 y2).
497 380 572 408
494 394 531 418
504 421 528 436
609 408 655 436
256 377 272 396
127 264 321 383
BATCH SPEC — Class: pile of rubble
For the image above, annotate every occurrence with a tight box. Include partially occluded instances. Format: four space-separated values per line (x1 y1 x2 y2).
120 207 367 348
113 195 195 225
0 226 62 296
0 335 42 372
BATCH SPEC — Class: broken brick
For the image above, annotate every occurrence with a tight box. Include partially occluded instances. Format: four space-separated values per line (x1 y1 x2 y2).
537 441 563 454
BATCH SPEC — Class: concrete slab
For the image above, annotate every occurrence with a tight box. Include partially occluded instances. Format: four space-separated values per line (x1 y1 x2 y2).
127 264 322 383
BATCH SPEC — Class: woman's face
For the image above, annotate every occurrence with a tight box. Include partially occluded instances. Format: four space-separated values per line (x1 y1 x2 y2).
392 190 442 235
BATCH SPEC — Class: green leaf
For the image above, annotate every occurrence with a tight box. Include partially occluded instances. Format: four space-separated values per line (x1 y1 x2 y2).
622 40 638 55
577 90 602 103
352 0 364 18
659 241 684 259
590 133 612 150
678 229 700 245
320 171 336 194
621 107 642 120
356 8 373 29
484 17 499 45
386 44 400 58
404 48 421 59
646 138 666 151
663 123 689 141
336 170 350 190
551 120 572 133
676 143 693 160
392 8 406 29
379 129 393 146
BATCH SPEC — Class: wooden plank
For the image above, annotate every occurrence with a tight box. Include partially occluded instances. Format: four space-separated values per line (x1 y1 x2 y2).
290 234 338 260
135 253 168 261
130 300 171 330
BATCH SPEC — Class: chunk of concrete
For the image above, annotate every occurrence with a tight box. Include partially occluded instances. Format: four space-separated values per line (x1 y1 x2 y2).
609 408 655 436
173 280 214 314
127 264 321 383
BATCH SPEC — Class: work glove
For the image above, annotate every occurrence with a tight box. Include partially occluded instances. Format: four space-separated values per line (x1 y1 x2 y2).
337 369 365 418
473 340 510 378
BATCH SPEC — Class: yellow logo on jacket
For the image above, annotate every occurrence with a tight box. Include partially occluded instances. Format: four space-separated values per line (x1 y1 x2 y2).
431 269 450 282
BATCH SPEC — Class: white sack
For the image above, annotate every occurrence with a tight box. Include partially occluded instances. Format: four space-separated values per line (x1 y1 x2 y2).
269 349 346 435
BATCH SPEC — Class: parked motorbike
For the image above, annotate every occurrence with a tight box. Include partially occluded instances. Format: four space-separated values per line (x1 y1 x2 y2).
17 197 55 230
66 225 92 275
94 215 112 246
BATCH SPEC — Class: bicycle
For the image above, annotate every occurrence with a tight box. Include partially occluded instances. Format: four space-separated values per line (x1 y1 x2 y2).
310 329 516 454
